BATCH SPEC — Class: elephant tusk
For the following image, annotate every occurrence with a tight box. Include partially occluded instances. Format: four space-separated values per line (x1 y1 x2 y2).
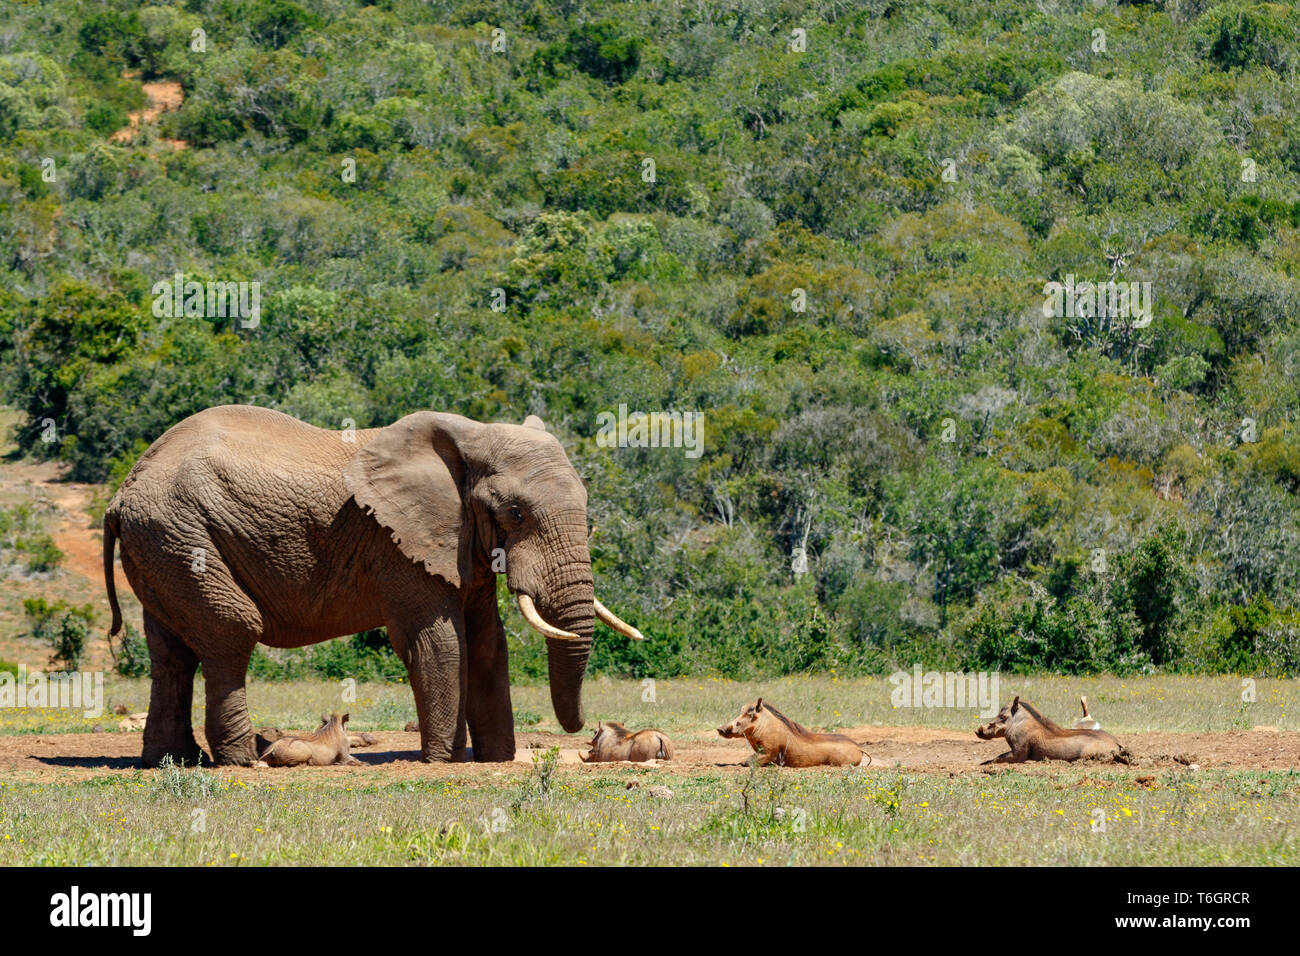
516 594 580 640
594 597 645 641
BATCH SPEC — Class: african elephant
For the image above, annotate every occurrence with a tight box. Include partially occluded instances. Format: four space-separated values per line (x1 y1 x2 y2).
103 404 643 767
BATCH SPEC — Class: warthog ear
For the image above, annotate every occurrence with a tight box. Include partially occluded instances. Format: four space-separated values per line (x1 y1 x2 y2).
342 713 350 724
320 713 329 724
1010 697 1021 713
755 698 764 712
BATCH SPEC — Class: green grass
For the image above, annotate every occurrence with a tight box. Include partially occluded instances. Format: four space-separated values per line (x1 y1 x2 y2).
2 675 1296 865
1 673 1290 736
0 764 1295 866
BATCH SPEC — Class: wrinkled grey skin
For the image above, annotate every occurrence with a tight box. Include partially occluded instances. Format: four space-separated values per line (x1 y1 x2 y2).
104 405 600 767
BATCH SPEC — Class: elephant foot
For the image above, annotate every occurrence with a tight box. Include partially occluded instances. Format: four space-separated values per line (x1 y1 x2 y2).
471 745 516 763
418 733 459 763
210 739 260 767
418 741 466 763
142 722 205 768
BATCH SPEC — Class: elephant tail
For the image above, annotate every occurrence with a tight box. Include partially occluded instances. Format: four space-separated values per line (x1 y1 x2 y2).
103 509 122 636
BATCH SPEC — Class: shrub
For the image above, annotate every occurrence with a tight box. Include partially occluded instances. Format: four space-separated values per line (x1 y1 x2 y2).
248 630 405 682
0 504 63 573
110 623 151 678
150 754 220 792
24 598 94 670
309 629 407 682
83 101 127 136
1193 594 1300 676
965 593 1149 675
1113 524 1190 666
531 22 642 85
1195 2 1300 73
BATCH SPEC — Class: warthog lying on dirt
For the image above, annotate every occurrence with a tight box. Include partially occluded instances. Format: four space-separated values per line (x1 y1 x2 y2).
976 697 1121 763
717 698 869 767
1073 696 1101 731
257 726 376 751
259 712 362 767
580 722 674 762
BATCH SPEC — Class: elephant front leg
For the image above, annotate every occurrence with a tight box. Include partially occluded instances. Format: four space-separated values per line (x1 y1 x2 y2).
391 612 467 763
465 587 516 762
203 653 258 766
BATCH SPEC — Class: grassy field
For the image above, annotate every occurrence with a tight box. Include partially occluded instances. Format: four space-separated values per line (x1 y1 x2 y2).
0 675 1297 865
0 754 1295 866
0 673 1293 736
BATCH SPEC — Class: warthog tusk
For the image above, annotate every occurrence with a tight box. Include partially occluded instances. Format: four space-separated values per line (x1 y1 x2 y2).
516 593 579 640
594 597 645 641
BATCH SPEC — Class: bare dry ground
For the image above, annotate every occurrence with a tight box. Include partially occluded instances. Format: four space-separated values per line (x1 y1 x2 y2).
0 458 123 673
5 725 1297 784
108 75 187 151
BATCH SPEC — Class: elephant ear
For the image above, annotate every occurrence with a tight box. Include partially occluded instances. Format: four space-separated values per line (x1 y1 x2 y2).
344 411 478 588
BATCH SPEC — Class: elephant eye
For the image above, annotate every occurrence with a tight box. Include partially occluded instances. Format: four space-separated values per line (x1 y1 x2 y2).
508 505 523 522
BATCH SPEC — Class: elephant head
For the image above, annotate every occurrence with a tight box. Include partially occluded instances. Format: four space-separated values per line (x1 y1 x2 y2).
343 411 641 732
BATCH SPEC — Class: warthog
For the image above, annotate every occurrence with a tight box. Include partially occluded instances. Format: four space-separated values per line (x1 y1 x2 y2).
580 722 674 762
259 712 362 767
1073 696 1101 731
717 698 869 767
976 697 1121 763
258 726 376 751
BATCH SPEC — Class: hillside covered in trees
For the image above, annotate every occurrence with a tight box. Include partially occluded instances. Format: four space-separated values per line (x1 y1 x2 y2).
3 0 1300 679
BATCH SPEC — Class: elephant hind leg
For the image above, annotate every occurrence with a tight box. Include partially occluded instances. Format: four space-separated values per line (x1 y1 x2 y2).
142 612 205 768
174 540 265 766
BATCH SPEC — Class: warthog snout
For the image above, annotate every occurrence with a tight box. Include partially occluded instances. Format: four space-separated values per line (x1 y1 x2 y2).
718 698 765 739
975 698 1016 739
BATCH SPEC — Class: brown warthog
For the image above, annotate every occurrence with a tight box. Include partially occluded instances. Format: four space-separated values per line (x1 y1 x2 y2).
257 726 376 751
976 697 1121 763
717 698 869 767
259 712 362 767
580 722 674 762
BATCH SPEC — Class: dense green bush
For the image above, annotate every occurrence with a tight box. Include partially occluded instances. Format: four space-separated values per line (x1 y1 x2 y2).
0 505 63 573
109 623 151 678
2 0 1299 680
24 599 94 670
247 630 407 682
530 21 643 86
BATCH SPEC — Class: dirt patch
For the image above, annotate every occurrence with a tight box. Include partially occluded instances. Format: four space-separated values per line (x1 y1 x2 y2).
109 77 187 151
0 455 120 671
4 726 1298 784
29 467 100 586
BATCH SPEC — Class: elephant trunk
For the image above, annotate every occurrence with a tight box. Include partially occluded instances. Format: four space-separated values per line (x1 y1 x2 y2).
540 568 595 734
546 634 593 733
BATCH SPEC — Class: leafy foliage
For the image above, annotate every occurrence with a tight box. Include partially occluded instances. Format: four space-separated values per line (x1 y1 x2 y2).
110 623 151 678
3 0 1300 677
0 504 62 573
24 598 94 670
